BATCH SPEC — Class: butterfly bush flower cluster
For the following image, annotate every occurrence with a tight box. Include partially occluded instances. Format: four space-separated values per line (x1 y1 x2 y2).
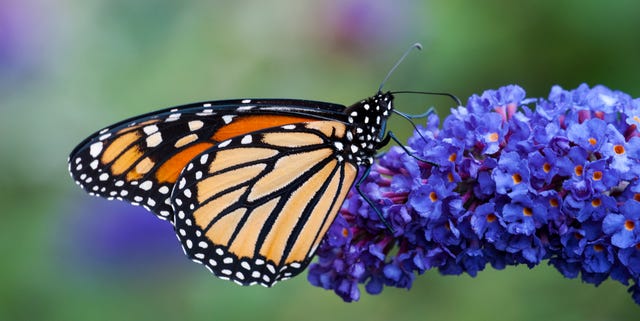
308 84 640 303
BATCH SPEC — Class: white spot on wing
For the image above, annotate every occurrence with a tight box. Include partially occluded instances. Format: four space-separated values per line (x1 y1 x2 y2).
222 115 234 124
89 142 103 158
139 180 153 191
143 125 158 135
197 109 213 116
218 140 231 148
166 113 181 122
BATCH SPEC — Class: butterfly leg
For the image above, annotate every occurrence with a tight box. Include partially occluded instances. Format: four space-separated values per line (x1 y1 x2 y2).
355 165 395 233
386 131 437 166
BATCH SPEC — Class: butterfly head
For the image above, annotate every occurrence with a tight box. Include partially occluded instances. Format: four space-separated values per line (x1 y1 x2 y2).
344 91 395 166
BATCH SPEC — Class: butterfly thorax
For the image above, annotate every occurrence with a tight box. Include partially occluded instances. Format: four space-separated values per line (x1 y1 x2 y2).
342 91 394 166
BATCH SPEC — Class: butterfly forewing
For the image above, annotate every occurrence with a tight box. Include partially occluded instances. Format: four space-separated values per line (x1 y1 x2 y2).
68 99 346 222
171 121 358 286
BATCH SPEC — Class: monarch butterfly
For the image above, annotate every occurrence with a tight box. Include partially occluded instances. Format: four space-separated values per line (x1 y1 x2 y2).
68 44 442 286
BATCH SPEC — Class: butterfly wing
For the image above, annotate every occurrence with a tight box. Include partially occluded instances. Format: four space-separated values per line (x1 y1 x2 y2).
171 120 358 286
68 99 347 221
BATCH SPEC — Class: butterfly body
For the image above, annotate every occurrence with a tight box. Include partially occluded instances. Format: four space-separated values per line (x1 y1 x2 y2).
69 92 395 286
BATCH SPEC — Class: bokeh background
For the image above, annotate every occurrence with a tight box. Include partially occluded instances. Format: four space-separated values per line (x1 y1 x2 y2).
2 0 639 320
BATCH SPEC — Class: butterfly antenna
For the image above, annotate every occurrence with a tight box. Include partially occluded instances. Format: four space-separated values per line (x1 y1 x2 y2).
392 90 462 106
378 43 423 92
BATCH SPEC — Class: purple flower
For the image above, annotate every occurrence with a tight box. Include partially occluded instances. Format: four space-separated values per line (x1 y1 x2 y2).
502 194 547 236
309 84 640 306
582 242 614 274
567 118 607 152
492 152 531 196
602 127 640 179
603 201 640 248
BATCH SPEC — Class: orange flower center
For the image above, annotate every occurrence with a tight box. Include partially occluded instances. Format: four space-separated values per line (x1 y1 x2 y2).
512 173 522 184
625 220 635 231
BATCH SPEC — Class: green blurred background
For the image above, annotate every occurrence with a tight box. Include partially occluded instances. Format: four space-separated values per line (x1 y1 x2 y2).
1 0 639 320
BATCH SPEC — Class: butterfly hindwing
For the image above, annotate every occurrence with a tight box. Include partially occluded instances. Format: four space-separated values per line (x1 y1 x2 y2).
171 121 358 286
68 99 347 222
